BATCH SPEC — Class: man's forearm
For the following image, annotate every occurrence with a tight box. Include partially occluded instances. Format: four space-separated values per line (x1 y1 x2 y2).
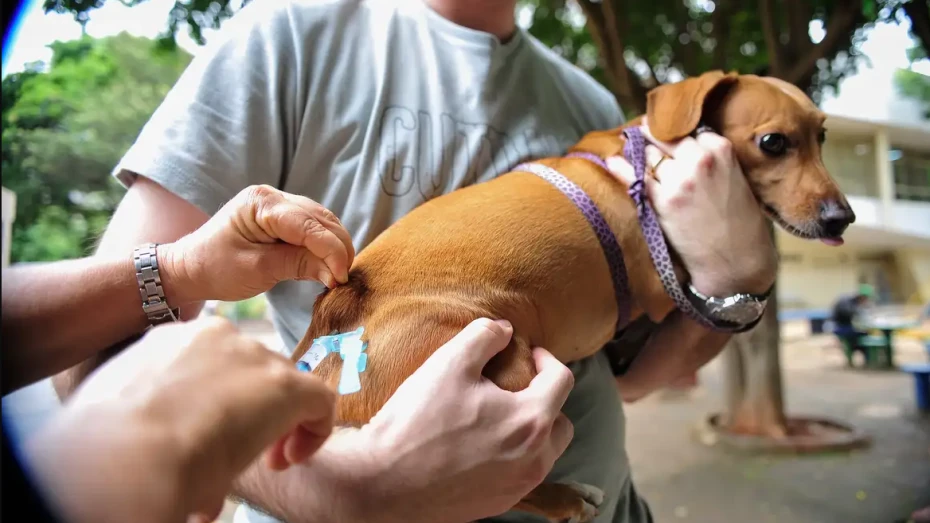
617 310 730 401
230 431 376 523
0 253 201 394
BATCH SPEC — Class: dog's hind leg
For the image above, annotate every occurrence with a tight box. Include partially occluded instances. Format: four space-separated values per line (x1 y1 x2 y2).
514 482 605 523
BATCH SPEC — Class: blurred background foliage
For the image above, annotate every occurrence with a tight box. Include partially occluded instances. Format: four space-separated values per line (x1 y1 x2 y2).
7 0 927 263
894 44 930 117
211 295 269 321
2 32 191 262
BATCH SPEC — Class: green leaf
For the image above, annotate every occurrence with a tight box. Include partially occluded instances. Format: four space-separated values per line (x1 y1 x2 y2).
894 68 930 119
4 34 192 263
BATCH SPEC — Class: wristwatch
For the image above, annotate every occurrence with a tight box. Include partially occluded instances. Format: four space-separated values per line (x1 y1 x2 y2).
134 243 180 328
684 281 773 333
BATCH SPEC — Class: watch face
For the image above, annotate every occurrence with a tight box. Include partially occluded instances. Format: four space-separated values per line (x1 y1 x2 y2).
709 299 765 325
686 284 767 328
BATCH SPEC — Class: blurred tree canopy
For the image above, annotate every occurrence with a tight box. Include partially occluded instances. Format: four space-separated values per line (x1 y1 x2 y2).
2 33 191 262
42 0 930 116
894 45 930 117
520 0 930 115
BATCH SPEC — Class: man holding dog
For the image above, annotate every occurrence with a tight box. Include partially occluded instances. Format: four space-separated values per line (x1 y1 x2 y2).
5 0 777 521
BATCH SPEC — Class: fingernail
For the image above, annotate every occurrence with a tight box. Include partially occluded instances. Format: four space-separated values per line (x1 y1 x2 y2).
318 269 335 289
493 319 513 330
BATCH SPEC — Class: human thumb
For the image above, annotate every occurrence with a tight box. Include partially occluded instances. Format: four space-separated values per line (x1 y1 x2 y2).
433 318 514 378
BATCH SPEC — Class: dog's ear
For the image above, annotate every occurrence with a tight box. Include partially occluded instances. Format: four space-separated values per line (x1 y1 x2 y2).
646 70 738 142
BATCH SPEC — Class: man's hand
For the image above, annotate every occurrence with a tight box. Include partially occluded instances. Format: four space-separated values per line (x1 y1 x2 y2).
27 317 336 523
161 184 356 305
605 122 777 402
613 312 729 402
358 318 575 523
233 318 577 523
607 122 777 296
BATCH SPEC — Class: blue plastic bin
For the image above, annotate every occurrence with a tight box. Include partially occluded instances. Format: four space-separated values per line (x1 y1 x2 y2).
902 363 930 412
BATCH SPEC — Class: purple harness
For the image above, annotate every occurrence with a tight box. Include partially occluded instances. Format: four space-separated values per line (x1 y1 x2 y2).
513 125 715 330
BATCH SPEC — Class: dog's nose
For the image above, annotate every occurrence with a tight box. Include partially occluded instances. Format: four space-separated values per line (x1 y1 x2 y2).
819 200 855 237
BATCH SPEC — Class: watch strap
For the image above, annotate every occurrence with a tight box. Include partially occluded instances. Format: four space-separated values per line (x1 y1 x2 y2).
134 243 180 328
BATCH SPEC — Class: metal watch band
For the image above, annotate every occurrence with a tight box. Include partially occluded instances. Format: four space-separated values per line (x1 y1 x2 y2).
684 282 772 332
134 243 180 327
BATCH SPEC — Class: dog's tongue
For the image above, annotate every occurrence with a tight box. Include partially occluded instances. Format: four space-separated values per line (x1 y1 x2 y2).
821 237 844 246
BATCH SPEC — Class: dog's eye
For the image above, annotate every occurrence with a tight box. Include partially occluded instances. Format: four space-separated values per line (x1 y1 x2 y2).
759 133 788 156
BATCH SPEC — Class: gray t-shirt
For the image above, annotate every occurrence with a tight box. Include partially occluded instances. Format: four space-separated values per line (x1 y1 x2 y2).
114 0 651 521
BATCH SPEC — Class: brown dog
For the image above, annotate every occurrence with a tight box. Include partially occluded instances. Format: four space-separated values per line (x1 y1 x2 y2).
39 69 852 522
291 70 855 522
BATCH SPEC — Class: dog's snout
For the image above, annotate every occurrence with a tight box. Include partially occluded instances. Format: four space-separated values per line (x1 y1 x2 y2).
819 200 855 237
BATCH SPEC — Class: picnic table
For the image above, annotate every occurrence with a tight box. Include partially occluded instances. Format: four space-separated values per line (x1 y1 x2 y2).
855 316 920 368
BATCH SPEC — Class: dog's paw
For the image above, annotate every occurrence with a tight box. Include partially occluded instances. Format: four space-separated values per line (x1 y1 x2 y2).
561 482 604 523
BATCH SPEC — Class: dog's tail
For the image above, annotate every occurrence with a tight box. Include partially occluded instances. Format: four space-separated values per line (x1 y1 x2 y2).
290 268 371 363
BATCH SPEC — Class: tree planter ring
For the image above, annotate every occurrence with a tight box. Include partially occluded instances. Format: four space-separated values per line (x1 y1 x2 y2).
694 413 872 455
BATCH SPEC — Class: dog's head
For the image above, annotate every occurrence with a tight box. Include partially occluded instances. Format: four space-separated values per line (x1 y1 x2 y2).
645 70 855 244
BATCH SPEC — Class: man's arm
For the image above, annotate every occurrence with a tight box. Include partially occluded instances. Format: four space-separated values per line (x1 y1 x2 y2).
38 0 304 398
229 432 373 522
44 178 315 516
1 179 208 395
231 318 576 523
615 310 730 402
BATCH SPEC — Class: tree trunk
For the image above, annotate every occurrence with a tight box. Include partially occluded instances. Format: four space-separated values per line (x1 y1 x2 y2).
722 290 788 437
577 0 649 115
721 225 788 437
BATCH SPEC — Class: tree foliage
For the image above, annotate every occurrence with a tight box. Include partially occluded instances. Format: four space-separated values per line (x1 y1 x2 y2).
894 45 930 118
42 0 930 113
43 0 245 47
2 33 191 262
895 68 930 117
521 0 929 116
